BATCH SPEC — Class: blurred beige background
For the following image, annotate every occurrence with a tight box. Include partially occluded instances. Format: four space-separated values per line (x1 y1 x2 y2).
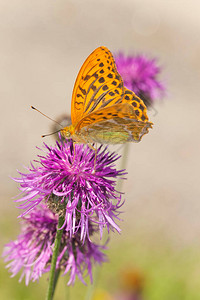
1 0 200 251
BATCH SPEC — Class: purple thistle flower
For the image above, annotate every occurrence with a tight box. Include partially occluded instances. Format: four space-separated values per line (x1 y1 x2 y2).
3 204 107 285
115 52 165 107
13 138 125 242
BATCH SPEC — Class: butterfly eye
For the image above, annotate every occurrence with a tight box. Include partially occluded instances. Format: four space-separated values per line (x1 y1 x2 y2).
65 131 71 137
60 127 71 139
63 129 72 138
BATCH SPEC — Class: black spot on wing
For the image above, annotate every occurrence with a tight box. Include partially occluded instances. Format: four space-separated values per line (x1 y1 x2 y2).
84 75 90 81
77 94 84 98
135 110 140 116
139 104 145 111
125 90 132 94
102 85 109 91
99 77 105 83
79 86 86 95
132 101 137 107
91 85 97 91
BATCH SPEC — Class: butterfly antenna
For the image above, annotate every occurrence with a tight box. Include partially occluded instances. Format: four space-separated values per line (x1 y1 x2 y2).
42 129 61 138
31 106 63 127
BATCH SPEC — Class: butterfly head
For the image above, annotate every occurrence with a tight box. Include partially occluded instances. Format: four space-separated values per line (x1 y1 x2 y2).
60 124 75 139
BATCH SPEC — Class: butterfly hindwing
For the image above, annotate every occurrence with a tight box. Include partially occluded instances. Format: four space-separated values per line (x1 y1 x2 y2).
84 119 152 143
75 103 152 143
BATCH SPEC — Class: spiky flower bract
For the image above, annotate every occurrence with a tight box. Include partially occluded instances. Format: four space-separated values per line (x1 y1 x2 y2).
115 52 165 107
14 138 125 242
3 204 107 285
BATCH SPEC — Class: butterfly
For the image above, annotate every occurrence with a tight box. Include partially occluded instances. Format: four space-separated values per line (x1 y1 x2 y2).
60 46 153 145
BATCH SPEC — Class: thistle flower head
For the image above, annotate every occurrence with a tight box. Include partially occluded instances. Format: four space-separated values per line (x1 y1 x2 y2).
3 204 107 285
115 52 165 106
14 138 125 242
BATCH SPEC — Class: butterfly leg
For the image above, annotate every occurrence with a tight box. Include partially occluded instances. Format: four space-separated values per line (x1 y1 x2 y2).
71 141 78 166
86 143 97 173
72 142 76 164
94 143 97 172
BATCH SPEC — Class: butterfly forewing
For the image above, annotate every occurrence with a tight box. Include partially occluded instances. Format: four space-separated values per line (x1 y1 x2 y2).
71 46 125 126
65 46 152 145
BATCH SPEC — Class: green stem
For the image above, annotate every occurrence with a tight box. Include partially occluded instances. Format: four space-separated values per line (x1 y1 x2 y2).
46 216 64 300
117 144 130 191
51 269 61 299
84 265 101 300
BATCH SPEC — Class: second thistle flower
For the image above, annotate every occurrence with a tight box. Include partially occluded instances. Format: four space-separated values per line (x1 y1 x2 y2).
3 204 107 285
115 52 165 107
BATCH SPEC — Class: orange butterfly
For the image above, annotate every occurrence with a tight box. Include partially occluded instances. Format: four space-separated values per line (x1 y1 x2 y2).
61 46 153 145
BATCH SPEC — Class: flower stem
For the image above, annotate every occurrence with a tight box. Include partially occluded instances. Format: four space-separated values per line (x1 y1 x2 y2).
84 265 101 300
117 144 130 191
51 269 61 299
46 216 64 300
